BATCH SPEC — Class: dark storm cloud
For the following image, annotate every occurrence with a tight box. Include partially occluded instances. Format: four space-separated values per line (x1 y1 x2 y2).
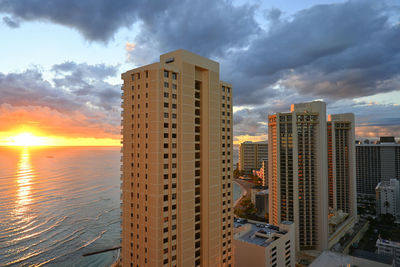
2 15 19 27
0 0 258 60
129 0 259 63
0 0 141 42
228 0 400 105
0 63 121 126
0 68 79 111
51 62 121 111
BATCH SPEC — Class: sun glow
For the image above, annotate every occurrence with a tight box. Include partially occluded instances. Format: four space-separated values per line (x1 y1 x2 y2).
8 132 49 146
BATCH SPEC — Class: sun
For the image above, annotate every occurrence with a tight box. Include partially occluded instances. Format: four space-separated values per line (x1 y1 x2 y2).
9 132 48 146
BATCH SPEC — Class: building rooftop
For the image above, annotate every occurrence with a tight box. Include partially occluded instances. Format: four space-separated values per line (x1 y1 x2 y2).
234 219 290 247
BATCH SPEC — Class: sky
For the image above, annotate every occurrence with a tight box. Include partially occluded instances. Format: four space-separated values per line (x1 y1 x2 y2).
0 0 399 146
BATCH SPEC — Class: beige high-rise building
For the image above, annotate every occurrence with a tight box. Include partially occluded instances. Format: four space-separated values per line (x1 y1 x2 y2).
327 114 358 246
238 142 268 174
121 50 233 267
268 101 329 251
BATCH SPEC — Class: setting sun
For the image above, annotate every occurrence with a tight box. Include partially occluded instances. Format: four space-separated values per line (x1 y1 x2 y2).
8 132 49 146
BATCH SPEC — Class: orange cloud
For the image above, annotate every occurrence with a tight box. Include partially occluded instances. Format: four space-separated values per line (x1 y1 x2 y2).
0 104 120 146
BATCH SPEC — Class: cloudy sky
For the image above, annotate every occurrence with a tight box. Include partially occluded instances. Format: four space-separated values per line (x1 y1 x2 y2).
0 0 399 145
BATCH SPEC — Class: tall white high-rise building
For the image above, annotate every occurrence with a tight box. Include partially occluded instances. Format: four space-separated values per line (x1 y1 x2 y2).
376 178 400 218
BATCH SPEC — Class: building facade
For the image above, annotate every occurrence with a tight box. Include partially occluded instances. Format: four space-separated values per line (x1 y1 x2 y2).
327 113 357 216
268 101 329 251
356 137 400 199
326 113 358 242
233 220 295 267
376 179 400 219
121 50 233 266
239 142 268 174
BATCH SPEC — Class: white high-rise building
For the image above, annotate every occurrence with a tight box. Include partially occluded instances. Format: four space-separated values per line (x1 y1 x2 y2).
376 178 400 218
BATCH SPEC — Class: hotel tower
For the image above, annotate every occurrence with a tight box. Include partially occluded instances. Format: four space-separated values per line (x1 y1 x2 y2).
268 101 357 252
268 101 329 251
121 50 233 266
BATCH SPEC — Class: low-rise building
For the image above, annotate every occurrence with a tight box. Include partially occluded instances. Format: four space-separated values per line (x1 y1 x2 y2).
376 179 400 219
233 220 295 267
377 238 400 266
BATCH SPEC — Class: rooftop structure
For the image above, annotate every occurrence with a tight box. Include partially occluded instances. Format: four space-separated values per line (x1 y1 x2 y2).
233 220 295 267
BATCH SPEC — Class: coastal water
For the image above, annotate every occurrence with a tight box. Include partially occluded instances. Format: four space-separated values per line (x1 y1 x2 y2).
0 146 243 266
233 182 242 203
0 146 121 266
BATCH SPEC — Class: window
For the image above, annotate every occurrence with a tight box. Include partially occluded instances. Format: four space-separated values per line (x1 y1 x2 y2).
164 103 169 108
137 73 140 79
145 70 148 78
164 70 169 78
172 103 177 109
172 84 177 89
164 164 169 169
172 73 177 80
172 94 177 99
164 133 168 138
172 114 177 119
164 92 169 97
132 74 135 81
164 113 169 118
164 123 169 128
164 82 169 88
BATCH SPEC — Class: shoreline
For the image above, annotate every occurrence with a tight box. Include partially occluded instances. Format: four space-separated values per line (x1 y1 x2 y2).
233 180 247 208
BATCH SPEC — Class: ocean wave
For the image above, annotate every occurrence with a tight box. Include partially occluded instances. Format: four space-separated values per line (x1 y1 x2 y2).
77 230 107 251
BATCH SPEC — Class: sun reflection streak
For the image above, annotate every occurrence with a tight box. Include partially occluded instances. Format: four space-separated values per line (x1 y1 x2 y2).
15 147 34 217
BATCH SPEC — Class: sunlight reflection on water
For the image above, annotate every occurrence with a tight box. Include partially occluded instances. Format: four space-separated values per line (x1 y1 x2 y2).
15 147 33 218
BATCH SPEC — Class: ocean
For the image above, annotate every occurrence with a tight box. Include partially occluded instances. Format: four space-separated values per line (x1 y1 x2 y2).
0 146 243 266
0 146 121 266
